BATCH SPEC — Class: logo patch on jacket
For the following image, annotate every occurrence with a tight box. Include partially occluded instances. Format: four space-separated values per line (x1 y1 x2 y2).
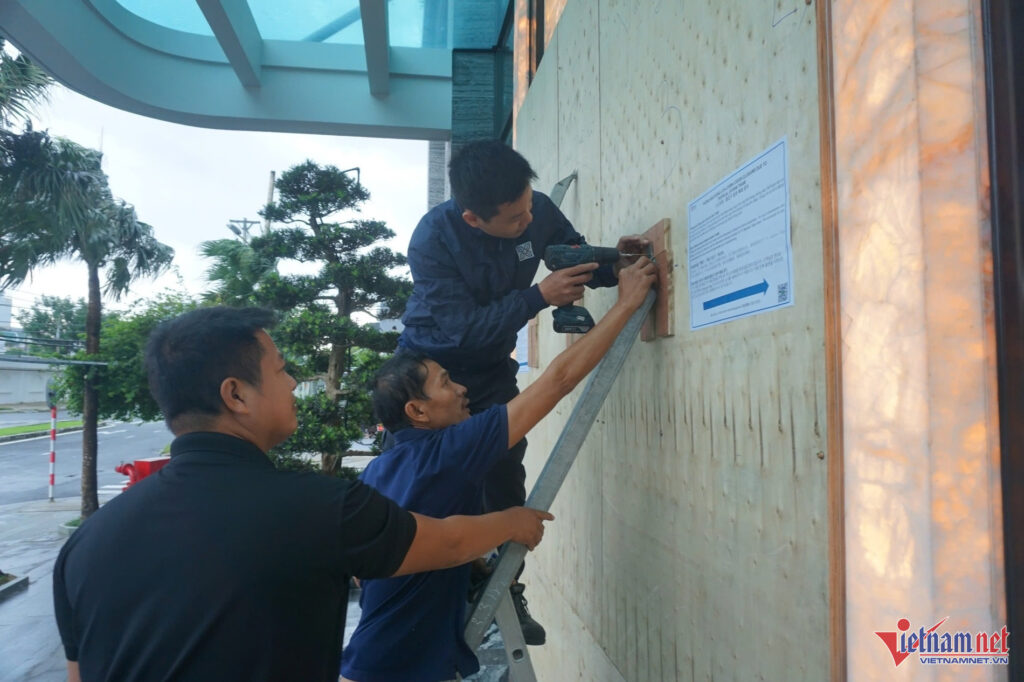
515 241 535 261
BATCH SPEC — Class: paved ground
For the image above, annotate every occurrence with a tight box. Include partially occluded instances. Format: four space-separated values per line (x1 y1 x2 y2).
0 492 368 682
0 496 93 681
0 420 168 506
0 406 68 429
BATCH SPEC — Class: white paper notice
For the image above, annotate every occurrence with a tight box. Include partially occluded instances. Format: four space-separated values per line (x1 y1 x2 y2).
688 138 794 330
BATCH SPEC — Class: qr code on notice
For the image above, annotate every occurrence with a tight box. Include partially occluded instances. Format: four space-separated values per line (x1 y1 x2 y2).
777 282 789 304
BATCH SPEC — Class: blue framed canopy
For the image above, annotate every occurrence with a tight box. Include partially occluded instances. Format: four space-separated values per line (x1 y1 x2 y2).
0 0 491 140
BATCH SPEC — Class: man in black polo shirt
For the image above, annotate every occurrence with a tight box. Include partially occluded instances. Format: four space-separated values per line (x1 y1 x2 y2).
52 307 552 682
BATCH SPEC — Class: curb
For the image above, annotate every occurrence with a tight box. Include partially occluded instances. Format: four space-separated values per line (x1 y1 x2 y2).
0 421 112 444
0 575 29 604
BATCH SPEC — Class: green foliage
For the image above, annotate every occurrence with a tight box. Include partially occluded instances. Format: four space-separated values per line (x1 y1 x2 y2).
203 160 411 463
0 420 82 437
272 392 361 457
199 238 277 305
57 292 198 422
272 306 398 378
0 39 52 128
259 160 369 227
0 129 173 298
0 132 106 286
267 449 362 481
15 295 87 343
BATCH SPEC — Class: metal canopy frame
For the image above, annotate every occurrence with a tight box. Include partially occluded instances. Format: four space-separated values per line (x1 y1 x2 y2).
196 0 263 88
359 0 390 96
0 0 453 140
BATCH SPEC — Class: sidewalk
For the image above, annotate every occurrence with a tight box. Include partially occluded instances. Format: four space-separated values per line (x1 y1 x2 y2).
0 496 84 682
0 487 368 681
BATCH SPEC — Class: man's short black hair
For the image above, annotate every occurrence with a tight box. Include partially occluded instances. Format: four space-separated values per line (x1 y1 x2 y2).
449 140 538 220
145 306 277 427
372 349 431 433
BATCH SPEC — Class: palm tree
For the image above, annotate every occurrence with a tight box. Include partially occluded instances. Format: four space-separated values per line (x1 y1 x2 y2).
200 237 277 305
0 131 105 284
74 191 173 515
0 136 173 517
0 44 105 286
0 45 167 517
0 38 52 128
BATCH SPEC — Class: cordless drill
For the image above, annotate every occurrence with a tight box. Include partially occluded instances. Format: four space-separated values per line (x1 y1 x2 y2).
542 244 623 333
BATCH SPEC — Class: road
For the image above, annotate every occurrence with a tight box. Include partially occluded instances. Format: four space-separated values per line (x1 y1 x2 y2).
0 421 171 506
0 408 66 429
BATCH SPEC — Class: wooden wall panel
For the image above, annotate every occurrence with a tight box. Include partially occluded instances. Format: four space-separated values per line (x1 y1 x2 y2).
549 0 609 636
515 0 831 679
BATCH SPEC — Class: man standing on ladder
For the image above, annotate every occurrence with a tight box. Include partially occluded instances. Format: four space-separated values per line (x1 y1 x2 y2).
397 140 647 642
342 258 656 682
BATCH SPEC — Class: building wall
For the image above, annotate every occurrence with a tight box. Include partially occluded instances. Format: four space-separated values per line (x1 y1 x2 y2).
513 0 833 679
0 360 52 406
513 0 1004 679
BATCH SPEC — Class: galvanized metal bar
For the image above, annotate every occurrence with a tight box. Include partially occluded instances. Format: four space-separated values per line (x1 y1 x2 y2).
548 171 577 207
464 289 656 649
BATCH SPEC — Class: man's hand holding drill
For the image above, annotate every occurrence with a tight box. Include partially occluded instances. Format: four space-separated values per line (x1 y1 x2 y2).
538 262 599 306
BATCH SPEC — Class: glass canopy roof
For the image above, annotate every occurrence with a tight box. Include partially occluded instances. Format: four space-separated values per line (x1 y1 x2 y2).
0 0 507 139
116 0 436 46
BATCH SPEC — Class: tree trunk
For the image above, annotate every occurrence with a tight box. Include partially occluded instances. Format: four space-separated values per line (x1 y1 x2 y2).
321 343 347 473
80 263 101 518
325 344 344 400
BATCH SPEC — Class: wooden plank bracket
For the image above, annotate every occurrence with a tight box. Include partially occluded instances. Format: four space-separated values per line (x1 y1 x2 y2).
641 218 674 341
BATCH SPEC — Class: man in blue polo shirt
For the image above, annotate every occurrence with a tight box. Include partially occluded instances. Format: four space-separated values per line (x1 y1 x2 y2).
342 257 656 682
399 140 648 641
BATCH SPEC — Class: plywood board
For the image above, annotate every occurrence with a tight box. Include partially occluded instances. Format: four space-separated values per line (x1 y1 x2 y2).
515 0 832 679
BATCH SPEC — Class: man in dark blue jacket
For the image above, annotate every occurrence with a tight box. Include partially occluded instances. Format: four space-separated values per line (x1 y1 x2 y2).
399 140 646 643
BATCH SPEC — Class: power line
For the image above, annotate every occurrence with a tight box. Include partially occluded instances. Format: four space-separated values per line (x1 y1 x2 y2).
0 287 85 305
0 355 107 367
0 333 82 347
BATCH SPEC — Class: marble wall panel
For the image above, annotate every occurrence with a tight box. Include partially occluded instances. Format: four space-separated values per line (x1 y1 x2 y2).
832 0 1003 679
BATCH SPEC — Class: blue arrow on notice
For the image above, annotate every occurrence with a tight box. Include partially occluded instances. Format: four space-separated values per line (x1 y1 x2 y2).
703 279 769 310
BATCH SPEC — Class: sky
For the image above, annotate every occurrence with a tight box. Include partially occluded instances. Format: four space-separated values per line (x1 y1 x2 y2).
2 84 429 326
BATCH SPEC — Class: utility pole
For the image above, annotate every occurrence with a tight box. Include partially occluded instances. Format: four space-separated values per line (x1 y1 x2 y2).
226 218 259 243
263 170 275 235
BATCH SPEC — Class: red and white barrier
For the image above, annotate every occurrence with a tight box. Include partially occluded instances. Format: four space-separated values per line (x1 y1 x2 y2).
48 405 56 502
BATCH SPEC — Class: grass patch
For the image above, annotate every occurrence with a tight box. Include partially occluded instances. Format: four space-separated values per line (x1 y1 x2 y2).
0 573 15 586
63 518 82 528
0 420 83 437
